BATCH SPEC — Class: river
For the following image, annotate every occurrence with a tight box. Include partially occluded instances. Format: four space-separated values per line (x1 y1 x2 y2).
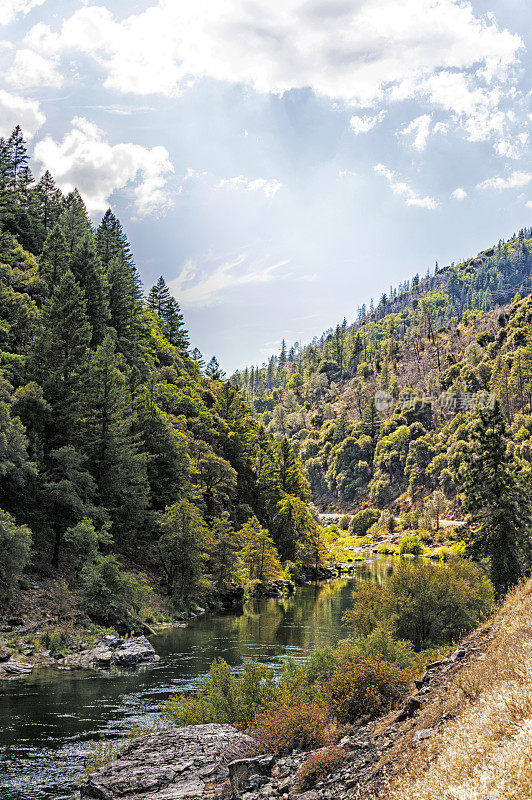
0 556 394 800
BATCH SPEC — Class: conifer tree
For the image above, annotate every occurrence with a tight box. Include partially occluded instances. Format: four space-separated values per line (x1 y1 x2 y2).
29 270 91 443
206 356 225 381
60 190 92 251
82 333 148 542
39 223 70 287
462 401 531 596
70 233 109 344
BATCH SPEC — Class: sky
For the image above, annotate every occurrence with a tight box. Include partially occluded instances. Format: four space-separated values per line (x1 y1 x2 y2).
0 0 530 374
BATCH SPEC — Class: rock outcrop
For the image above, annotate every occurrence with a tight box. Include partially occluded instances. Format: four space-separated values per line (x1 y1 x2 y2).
80 724 255 799
64 634 160 669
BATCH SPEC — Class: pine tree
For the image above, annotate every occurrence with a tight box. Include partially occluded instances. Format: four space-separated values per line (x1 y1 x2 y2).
39 223 70 287
59 190 92 251
190 347 205 369
81 333 148 543
276 438 309 499
147 276 171 315
70 233 109 344
462 401 531 596
37 170 62 235
29 270 92 444
163 297 189 353
206 356 225 381
7 126 28 185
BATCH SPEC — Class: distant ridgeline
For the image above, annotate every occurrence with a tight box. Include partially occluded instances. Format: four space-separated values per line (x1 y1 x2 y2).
0 125 317 619
232 228 532 509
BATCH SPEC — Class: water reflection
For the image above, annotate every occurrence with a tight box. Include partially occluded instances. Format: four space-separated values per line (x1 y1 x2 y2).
0 556 394 800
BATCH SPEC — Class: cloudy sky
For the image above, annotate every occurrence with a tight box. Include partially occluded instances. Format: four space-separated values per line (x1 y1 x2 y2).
0 0 530 372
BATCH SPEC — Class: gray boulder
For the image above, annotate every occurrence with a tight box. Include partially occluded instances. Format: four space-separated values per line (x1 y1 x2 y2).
3 659 33 675
80 724 255 799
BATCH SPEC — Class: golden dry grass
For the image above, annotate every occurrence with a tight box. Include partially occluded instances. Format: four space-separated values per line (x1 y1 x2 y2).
384 578 532 800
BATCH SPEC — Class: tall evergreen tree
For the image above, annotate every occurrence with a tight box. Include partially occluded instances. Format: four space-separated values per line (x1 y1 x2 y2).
462 401 532 596
81 333 148 544
70 233 109 344
29 270 91 444
39 224 70 287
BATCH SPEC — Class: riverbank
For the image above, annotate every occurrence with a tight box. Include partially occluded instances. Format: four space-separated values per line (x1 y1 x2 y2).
80 576 532 800
0 564 363 681
0 568 388 800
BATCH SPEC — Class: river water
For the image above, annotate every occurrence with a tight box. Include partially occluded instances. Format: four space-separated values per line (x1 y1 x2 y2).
0 556 394 800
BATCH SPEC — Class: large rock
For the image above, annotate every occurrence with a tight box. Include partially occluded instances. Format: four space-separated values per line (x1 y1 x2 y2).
64 635 160 670
80 724 255 799
2 659 33 675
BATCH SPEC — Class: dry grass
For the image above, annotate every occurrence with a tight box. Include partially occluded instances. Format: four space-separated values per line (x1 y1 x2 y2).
384 578 532 800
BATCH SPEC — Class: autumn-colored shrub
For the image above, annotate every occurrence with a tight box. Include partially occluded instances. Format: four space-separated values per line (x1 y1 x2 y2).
249 699 331 753
326 655 411 723
296 746 348 790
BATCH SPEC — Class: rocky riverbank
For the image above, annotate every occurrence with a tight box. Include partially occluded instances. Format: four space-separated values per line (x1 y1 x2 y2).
0 632 159 679
79 623 495 800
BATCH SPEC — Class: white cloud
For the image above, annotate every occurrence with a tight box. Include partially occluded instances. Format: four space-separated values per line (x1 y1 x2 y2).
494 133 529 160
169 255 290 308
349 112 386 135
401 114 432 150
26 2 522 112
217 175 282 199
338 170 356 178
451 187 468 201
7 49 63 89
0 0 45 26
374 163 439 210
0 88 45 138
33 116 174 216
526 200 532 210
477 171 531 191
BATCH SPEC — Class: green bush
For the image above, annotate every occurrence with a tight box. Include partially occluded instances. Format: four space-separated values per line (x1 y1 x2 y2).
344 559 494 651
80 555 151 628
398 534 425 556
348 508 380 536
338 515 350 531
385 559 494 650
339 626 416 670
160 659 279 728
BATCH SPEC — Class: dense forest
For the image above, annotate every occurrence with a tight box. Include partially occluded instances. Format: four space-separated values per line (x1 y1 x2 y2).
0 125 318 626
1 123 532 630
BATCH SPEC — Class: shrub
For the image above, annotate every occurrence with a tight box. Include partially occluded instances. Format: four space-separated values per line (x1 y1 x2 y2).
338 515 350 531
340 626 416 670
342 584 384 637
398 534 425 556
326 654 411 723
296 746 348 790
385 559 494 650
348 508 380 536
161 659 279 728
80 554 151 628
250 699 331 753
0 508 32 606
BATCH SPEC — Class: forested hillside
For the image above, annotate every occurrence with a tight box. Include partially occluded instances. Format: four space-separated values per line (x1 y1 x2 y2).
0 126 317 626
233 228 532 519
